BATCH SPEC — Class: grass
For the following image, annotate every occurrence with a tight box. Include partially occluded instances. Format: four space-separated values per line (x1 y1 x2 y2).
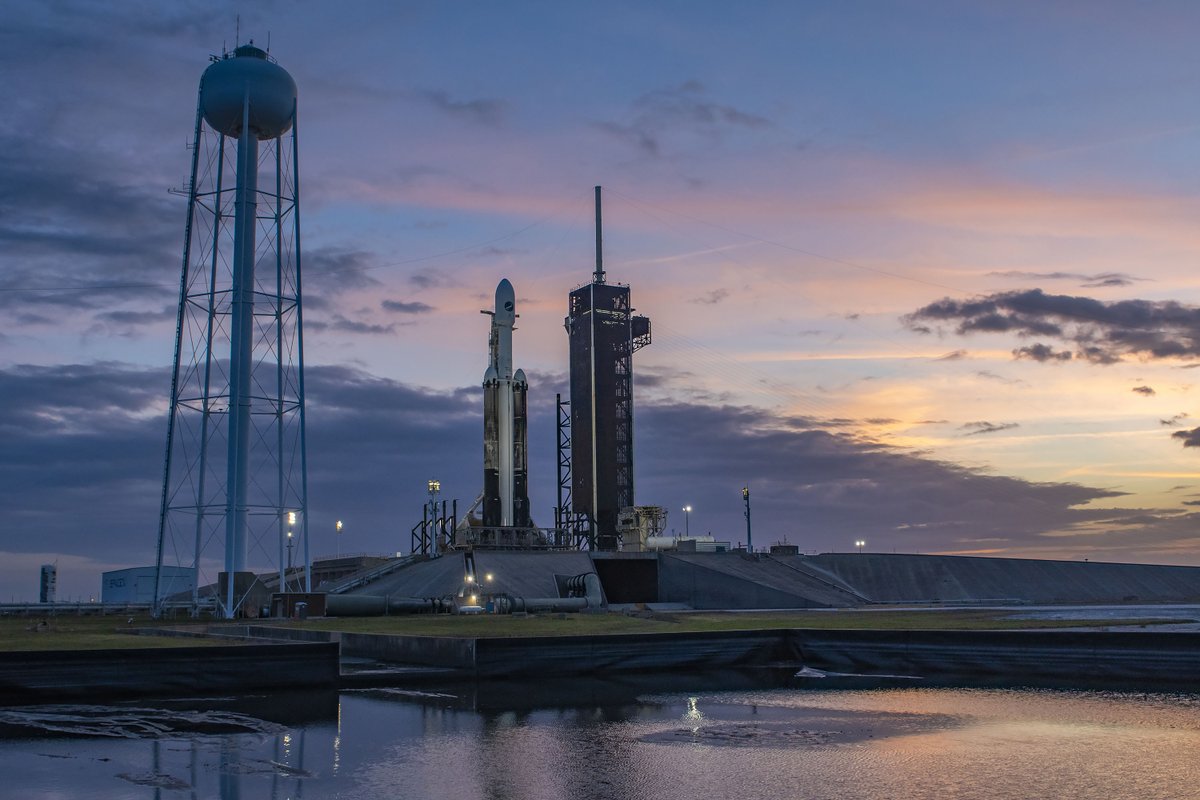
0 614 234 652
1 607 1185 650
254 607 1188 639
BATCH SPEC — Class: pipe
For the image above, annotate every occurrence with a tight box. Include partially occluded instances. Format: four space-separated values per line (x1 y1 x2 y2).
325 594 440 616
494 572 604 613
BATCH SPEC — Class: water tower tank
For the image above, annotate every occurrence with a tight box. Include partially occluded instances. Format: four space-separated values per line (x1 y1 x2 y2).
200 44 296 140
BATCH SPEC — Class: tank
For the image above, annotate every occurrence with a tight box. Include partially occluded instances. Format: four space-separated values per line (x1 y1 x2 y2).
200 44 297 140
645 535 715 550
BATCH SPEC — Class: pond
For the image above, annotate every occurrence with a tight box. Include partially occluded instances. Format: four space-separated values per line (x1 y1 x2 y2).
1 673 1197 799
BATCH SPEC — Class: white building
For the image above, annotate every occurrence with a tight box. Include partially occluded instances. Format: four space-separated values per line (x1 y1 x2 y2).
101 566 196 604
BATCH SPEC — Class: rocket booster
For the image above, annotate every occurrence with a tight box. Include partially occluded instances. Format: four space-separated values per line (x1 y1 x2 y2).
483 279 530 527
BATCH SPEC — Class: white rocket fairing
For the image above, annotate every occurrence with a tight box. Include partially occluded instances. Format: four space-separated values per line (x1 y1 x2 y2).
483 279 530 527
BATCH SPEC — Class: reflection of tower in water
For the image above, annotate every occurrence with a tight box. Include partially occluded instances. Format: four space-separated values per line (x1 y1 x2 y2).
155 42 309 617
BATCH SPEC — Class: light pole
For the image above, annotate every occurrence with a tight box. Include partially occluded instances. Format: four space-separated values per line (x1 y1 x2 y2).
335 519 343 558
742 487 752 553
855 539 866 554
682 505 692 538
285 511 296 591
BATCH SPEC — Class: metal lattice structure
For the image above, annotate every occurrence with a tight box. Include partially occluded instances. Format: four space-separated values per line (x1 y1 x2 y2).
155 45 308 617
555 393 593 549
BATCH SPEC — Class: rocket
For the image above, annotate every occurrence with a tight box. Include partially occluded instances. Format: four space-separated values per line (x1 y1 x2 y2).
482 279 531 528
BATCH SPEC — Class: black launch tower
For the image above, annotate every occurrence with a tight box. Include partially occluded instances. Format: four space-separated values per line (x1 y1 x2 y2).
565 187 651 549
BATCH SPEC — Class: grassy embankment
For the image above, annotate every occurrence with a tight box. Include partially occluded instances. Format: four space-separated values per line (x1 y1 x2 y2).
2 608 1186 650
0 614 232 652
261 608 1187 638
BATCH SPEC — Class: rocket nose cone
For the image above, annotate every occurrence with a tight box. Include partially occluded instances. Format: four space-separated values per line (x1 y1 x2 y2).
484 365 498 383
514 368 527 386
495 279 516 321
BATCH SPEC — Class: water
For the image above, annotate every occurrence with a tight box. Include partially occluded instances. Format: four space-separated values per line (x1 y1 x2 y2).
2 677 1199 800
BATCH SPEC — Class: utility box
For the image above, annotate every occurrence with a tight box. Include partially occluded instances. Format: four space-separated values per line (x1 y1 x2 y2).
272 592 327 619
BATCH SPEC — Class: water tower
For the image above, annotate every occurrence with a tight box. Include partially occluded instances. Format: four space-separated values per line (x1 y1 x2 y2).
154 43 309 618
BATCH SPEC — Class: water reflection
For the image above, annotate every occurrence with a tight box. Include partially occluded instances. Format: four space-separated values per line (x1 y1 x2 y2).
1 675 1199 799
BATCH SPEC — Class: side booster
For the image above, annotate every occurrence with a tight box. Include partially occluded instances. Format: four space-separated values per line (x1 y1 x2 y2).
483 279 531 527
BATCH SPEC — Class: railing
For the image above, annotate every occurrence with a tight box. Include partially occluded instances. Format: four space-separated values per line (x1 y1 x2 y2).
450 526 582 550
322 553 430 595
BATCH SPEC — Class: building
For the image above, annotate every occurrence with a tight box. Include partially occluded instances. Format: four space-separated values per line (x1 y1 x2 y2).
39 564 56 603
102 566 196 605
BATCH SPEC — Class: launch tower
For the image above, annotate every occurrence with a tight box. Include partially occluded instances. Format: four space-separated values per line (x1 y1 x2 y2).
564 187 651 549
155 43 308 617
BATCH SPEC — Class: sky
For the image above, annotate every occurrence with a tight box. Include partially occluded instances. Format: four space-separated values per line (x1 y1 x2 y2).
4 1 1200 601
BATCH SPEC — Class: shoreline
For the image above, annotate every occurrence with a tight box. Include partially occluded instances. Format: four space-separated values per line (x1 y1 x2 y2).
2 623 1198 702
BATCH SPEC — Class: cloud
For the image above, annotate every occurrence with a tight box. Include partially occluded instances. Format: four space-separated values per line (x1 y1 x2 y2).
89 306 179 335
1160 413 1189 427
17 360 1194 598
960 421 1020 436
974 371 1024 385
0 132 180 322
410 270 459 290
986 270 1145 288
935 349 968 361
689 288 730 305
905 289 1200 364
1171 427 1200 448
303 248 383 293
1131 385 1155 396
416 89 506 127
1013 343 1073 362
306 315 398 336
381 299 435 315
633 401 1146 559
595 80 772 157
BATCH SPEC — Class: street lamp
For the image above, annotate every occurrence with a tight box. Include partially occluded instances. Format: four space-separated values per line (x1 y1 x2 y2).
335 519 343 558
682 505 692 537
427 479 442 555
855 539 866 554
284 511 297 592
742 487 752 553
286 529 295 589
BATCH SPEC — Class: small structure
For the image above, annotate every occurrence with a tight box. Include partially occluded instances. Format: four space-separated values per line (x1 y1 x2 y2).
616 506 667 551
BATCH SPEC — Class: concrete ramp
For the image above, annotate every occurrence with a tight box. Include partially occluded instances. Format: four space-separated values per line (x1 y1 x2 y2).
660 553 867 609
344 553 470 598
343 551 598 601
806 553 1200 604
472 551 598 599
338 550 1200 609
